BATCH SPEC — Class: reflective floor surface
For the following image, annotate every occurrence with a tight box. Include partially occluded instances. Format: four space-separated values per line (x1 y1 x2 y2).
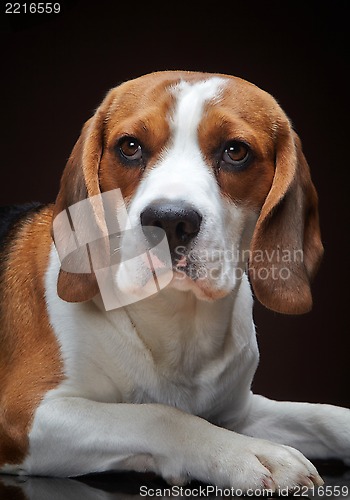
0 460 349 499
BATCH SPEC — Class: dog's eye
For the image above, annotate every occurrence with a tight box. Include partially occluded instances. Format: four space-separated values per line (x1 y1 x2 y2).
221 141 250 170
118 137 143 162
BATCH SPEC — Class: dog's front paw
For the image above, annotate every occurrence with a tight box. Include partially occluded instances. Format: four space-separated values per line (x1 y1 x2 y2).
206 436 323 492
154 422 324 492
250 441 324 491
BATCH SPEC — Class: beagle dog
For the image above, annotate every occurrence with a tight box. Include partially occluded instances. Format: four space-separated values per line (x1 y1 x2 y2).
0 71 349 492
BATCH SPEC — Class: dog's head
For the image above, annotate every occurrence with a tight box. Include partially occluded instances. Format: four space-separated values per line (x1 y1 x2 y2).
52 71 323 314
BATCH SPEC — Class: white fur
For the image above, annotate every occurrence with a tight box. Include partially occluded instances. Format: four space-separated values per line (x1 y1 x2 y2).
2 78 349 490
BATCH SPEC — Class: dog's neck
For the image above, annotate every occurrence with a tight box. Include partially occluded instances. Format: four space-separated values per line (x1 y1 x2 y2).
117 276 253 375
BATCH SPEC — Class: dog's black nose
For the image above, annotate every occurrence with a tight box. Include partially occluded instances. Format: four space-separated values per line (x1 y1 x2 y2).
140 201 202 254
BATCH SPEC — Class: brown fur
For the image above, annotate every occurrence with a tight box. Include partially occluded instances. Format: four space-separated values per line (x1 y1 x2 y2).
0 206 63 466
249 126 323 314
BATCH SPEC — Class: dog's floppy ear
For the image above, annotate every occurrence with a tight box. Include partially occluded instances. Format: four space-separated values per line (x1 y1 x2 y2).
249 119 323 314
52 96 113 303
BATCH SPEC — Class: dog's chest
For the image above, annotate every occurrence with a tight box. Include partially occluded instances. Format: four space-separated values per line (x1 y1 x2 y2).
45 248 258 418
48 309 257 429
48 303 241 415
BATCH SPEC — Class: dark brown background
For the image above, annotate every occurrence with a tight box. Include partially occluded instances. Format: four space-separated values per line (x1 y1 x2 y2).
1 1 349 406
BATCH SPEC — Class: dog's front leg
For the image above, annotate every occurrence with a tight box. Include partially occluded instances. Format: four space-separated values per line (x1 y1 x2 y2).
17 396 323 491
235 393 350 465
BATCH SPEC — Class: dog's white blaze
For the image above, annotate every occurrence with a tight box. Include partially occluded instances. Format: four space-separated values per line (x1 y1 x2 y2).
170 78 224 152
129 78 226 211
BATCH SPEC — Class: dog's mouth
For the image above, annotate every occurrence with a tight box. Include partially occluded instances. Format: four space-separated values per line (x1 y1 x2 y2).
111 226 233 305
148 247 199 281
146 250 229 301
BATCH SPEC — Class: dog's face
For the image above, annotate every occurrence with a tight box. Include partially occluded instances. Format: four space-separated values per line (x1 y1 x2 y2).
53 71 323 314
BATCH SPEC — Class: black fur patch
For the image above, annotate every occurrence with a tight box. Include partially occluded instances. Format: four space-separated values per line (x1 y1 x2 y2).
0 202 44 251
